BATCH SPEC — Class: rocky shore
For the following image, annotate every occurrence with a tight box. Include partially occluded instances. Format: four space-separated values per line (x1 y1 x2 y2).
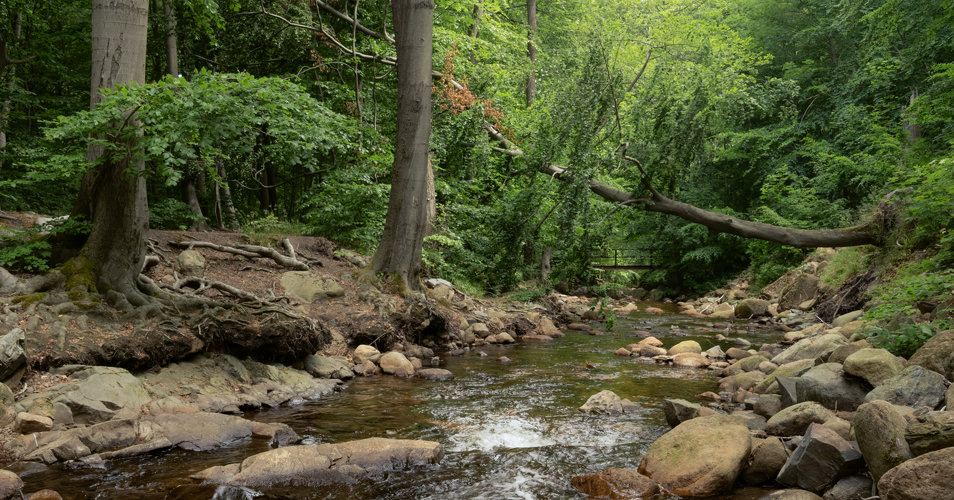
571 254 954 499
1 239 953 499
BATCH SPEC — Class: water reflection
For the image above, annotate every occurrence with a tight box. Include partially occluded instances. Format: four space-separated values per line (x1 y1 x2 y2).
19 308 782 499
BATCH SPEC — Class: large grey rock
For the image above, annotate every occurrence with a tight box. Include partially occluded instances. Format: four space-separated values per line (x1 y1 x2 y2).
741 436 789 484
864 365 948 409
145 412 253 451
779 274 819 311
843 348 905 386
661 398 702 427
176 249 206 278
763 490 823 500
280 271 344 302
776 423 864 492
908 329 954 381
735 298 770 319
756 359 817 394
796 363 871 411
828 340 872 365
52 367 150 424
0 266 20 293
638 414 751 497
822 475 872 500
851 401 912 481
194 438 443 488
0 328 26 381
772 334 847 365
904 410 954 456
877 447 954 500
766 402 837 437
570 467 659 499
580 390 623 414
303 355 354 379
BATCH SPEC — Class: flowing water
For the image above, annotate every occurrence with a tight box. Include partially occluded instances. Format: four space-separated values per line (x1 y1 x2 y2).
19 306 783 499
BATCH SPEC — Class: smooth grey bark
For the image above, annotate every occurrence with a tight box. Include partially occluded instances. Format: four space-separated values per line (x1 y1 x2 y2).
526 0 537 107
72 0 150 304
163 0 178 76
371 0 435 290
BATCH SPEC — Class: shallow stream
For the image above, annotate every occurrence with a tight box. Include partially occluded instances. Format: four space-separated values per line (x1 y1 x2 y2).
22 306 783 499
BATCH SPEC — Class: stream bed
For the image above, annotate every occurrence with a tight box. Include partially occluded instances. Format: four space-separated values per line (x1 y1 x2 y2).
22 307 783 499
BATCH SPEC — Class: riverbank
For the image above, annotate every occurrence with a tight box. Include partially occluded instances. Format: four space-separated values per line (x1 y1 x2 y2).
1 226 952 498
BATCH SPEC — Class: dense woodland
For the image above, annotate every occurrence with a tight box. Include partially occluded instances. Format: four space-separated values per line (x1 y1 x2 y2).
1 1 952 350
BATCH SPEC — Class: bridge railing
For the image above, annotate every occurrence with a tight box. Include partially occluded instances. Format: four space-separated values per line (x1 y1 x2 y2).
591 249 655 269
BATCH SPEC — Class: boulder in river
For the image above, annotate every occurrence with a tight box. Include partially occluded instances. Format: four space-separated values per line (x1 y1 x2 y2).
378 351 415 377
193 438 443 488
661 398 703 428
776 423 864 492
877 446 954 500
772 334 847 365
766 402 837 437
795 363 870 411
668 340 702 355
864 365 947 409
741 436 789 485
49 366 150 424
570 467 659 499
851 400 912 482
638 414 751 496
673 352 710 368
842 348 905 386
303 355 354 379
579 390 623 414
352 345 381 364
822 475 871 500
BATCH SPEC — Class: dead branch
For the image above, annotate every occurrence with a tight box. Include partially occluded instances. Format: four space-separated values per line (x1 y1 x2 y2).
170 240 308 270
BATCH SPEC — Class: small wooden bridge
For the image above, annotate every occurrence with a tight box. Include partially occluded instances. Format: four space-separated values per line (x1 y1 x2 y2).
591 248 657 270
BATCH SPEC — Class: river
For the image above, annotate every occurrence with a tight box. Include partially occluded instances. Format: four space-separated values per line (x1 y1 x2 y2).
21 306 782 499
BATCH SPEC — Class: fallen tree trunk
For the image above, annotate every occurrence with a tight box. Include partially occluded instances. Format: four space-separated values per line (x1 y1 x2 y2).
290 4 887 249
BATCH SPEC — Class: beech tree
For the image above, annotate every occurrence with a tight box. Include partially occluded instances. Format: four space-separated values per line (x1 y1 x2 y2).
68 0 150 305
370 0 436 291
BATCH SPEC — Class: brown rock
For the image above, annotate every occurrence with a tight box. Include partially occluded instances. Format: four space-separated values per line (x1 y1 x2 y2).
0 470 23 500
908 329 954 381
741 436 789 484
638 414 751 496
877 446 954 500
570 467 659 499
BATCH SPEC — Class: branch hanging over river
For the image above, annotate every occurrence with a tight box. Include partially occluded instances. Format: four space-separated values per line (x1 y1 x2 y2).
294 3 886 249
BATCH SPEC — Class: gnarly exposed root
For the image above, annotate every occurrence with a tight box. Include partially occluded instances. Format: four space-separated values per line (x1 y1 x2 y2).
170 239 310 270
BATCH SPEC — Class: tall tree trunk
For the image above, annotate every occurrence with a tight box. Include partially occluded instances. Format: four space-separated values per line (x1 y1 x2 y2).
372 0 435 291
467 0 483 64
163 0 178 76
71 0 150 305
525 0 537 107
0 12 24 171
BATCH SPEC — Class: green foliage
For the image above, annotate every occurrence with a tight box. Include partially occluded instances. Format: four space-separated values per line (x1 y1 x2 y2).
0 218 91 272
820 246 874 289
149 198 205 230
864 264 954 356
